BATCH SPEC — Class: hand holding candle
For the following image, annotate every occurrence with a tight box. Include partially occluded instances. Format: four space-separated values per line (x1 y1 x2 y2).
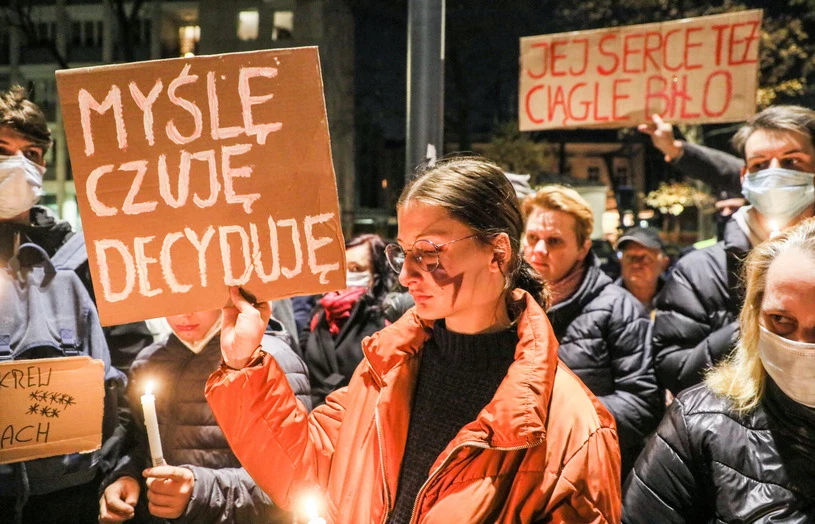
141 381 166 467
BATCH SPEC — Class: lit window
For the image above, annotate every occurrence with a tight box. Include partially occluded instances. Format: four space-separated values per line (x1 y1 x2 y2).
272 11 293 41
237 10 259 41
178 25 200 56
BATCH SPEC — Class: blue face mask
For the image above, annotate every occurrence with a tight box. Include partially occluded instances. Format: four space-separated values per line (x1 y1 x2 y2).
742 167 815 227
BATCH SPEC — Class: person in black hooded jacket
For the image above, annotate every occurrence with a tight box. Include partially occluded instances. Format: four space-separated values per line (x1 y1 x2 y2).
303 233 396 407
623 217 815 522
522 185 661 479
98 310 310 523
651 105 815 397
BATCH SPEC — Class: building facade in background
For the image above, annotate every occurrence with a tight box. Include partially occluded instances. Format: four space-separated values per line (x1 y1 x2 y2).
0 0 356 233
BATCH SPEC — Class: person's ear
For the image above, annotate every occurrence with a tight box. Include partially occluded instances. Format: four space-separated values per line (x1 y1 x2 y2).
740 165 747 185
660 254 670 272
490 233 511 272
578 237 592 260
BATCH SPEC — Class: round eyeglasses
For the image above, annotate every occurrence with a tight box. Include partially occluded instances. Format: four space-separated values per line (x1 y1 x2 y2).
384 234 477 273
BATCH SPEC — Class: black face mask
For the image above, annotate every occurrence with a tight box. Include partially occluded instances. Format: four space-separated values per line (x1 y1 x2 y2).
715 213 729 240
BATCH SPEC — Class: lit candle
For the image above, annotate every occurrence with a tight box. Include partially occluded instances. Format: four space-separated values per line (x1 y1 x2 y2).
141 381 166 467
304 495 326 524
769 220 780 238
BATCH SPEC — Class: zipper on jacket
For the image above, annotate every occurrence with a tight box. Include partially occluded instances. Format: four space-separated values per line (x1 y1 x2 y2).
407 439 545 524
163 352 195 458
375 403 392 524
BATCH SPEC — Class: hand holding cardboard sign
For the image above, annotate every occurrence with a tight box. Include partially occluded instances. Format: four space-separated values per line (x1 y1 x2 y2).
99 475 140 523
143 465 195 519
220 286 271 369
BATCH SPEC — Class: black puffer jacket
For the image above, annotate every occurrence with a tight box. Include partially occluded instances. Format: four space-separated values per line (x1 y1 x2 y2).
105 328 310 523
652 219 749 395
304 294 387 407
547 252 661 477
623 379 815 523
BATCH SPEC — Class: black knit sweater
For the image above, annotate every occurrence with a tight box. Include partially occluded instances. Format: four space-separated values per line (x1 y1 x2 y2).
388 321 518 523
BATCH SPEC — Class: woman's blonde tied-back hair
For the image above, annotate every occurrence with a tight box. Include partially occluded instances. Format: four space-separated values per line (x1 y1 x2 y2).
521 185 594 247
705 217 815 413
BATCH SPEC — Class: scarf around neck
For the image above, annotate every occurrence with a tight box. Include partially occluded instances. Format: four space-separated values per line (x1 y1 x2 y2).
549 258 588 306
313 286 368 336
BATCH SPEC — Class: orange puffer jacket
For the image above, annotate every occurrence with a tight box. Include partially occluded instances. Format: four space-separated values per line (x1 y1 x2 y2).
206 291 622 523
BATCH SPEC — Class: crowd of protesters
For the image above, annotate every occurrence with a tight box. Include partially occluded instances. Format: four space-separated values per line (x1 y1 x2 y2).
3 78 815 524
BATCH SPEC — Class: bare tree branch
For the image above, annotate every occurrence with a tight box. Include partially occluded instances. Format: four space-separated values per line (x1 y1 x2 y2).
1 0 69 69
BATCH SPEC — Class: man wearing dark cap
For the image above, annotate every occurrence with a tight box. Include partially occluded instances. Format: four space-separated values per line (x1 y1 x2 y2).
615 227 669 313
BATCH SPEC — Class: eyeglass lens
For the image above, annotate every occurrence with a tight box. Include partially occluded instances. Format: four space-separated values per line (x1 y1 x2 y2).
385 240 440 273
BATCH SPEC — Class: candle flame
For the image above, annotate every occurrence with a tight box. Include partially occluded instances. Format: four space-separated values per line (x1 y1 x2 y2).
769 220 780 238
303 495 319 519
145 381 154 396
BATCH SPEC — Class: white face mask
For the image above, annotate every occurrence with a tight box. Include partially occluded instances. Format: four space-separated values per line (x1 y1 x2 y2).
0 155 46 220
757 325 815 408
346 270 371 288
742 167 815 227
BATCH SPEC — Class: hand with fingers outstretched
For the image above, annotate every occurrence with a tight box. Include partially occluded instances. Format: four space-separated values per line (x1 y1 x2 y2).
221 286 272 369
99 476 140 523
638 113 684 162
143 466 196 520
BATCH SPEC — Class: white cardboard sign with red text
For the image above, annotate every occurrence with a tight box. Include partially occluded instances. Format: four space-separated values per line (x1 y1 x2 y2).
520 10 762 130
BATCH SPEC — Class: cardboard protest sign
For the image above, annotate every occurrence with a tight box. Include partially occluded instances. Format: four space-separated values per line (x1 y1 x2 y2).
520 10 762 130
0 356 103 464
56 47 346 326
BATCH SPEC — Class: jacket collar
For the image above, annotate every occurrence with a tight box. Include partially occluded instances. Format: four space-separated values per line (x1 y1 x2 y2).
361 290 558 448
547 252 610 337
722 216 751 255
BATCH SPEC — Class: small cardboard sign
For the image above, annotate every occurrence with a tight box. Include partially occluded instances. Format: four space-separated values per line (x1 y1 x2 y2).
56 47 346 326
0 356 104 465
520 10 762 130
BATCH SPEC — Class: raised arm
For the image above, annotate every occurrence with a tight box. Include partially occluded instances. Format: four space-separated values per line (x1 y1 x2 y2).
639 113 743 193
206 287 347 510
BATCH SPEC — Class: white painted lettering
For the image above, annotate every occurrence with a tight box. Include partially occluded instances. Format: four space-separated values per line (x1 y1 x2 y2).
128 79 163 146
238 67 282 145
95 239 136 303
121 160 158 215
304 213 340 284
166 64 203 145
78 86 127 156
221 144 260 214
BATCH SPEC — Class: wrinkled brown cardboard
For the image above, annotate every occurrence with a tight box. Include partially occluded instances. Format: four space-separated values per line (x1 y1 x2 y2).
0 356 104 464
56 47 346 326
520 10 762 130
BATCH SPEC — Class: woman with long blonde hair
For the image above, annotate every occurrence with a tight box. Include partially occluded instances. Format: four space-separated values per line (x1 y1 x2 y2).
623 217 815 522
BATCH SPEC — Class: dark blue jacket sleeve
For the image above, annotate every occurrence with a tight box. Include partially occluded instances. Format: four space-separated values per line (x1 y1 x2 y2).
673 142 743 195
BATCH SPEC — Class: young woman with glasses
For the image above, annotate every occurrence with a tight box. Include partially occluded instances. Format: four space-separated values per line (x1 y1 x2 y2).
206 156 622 523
